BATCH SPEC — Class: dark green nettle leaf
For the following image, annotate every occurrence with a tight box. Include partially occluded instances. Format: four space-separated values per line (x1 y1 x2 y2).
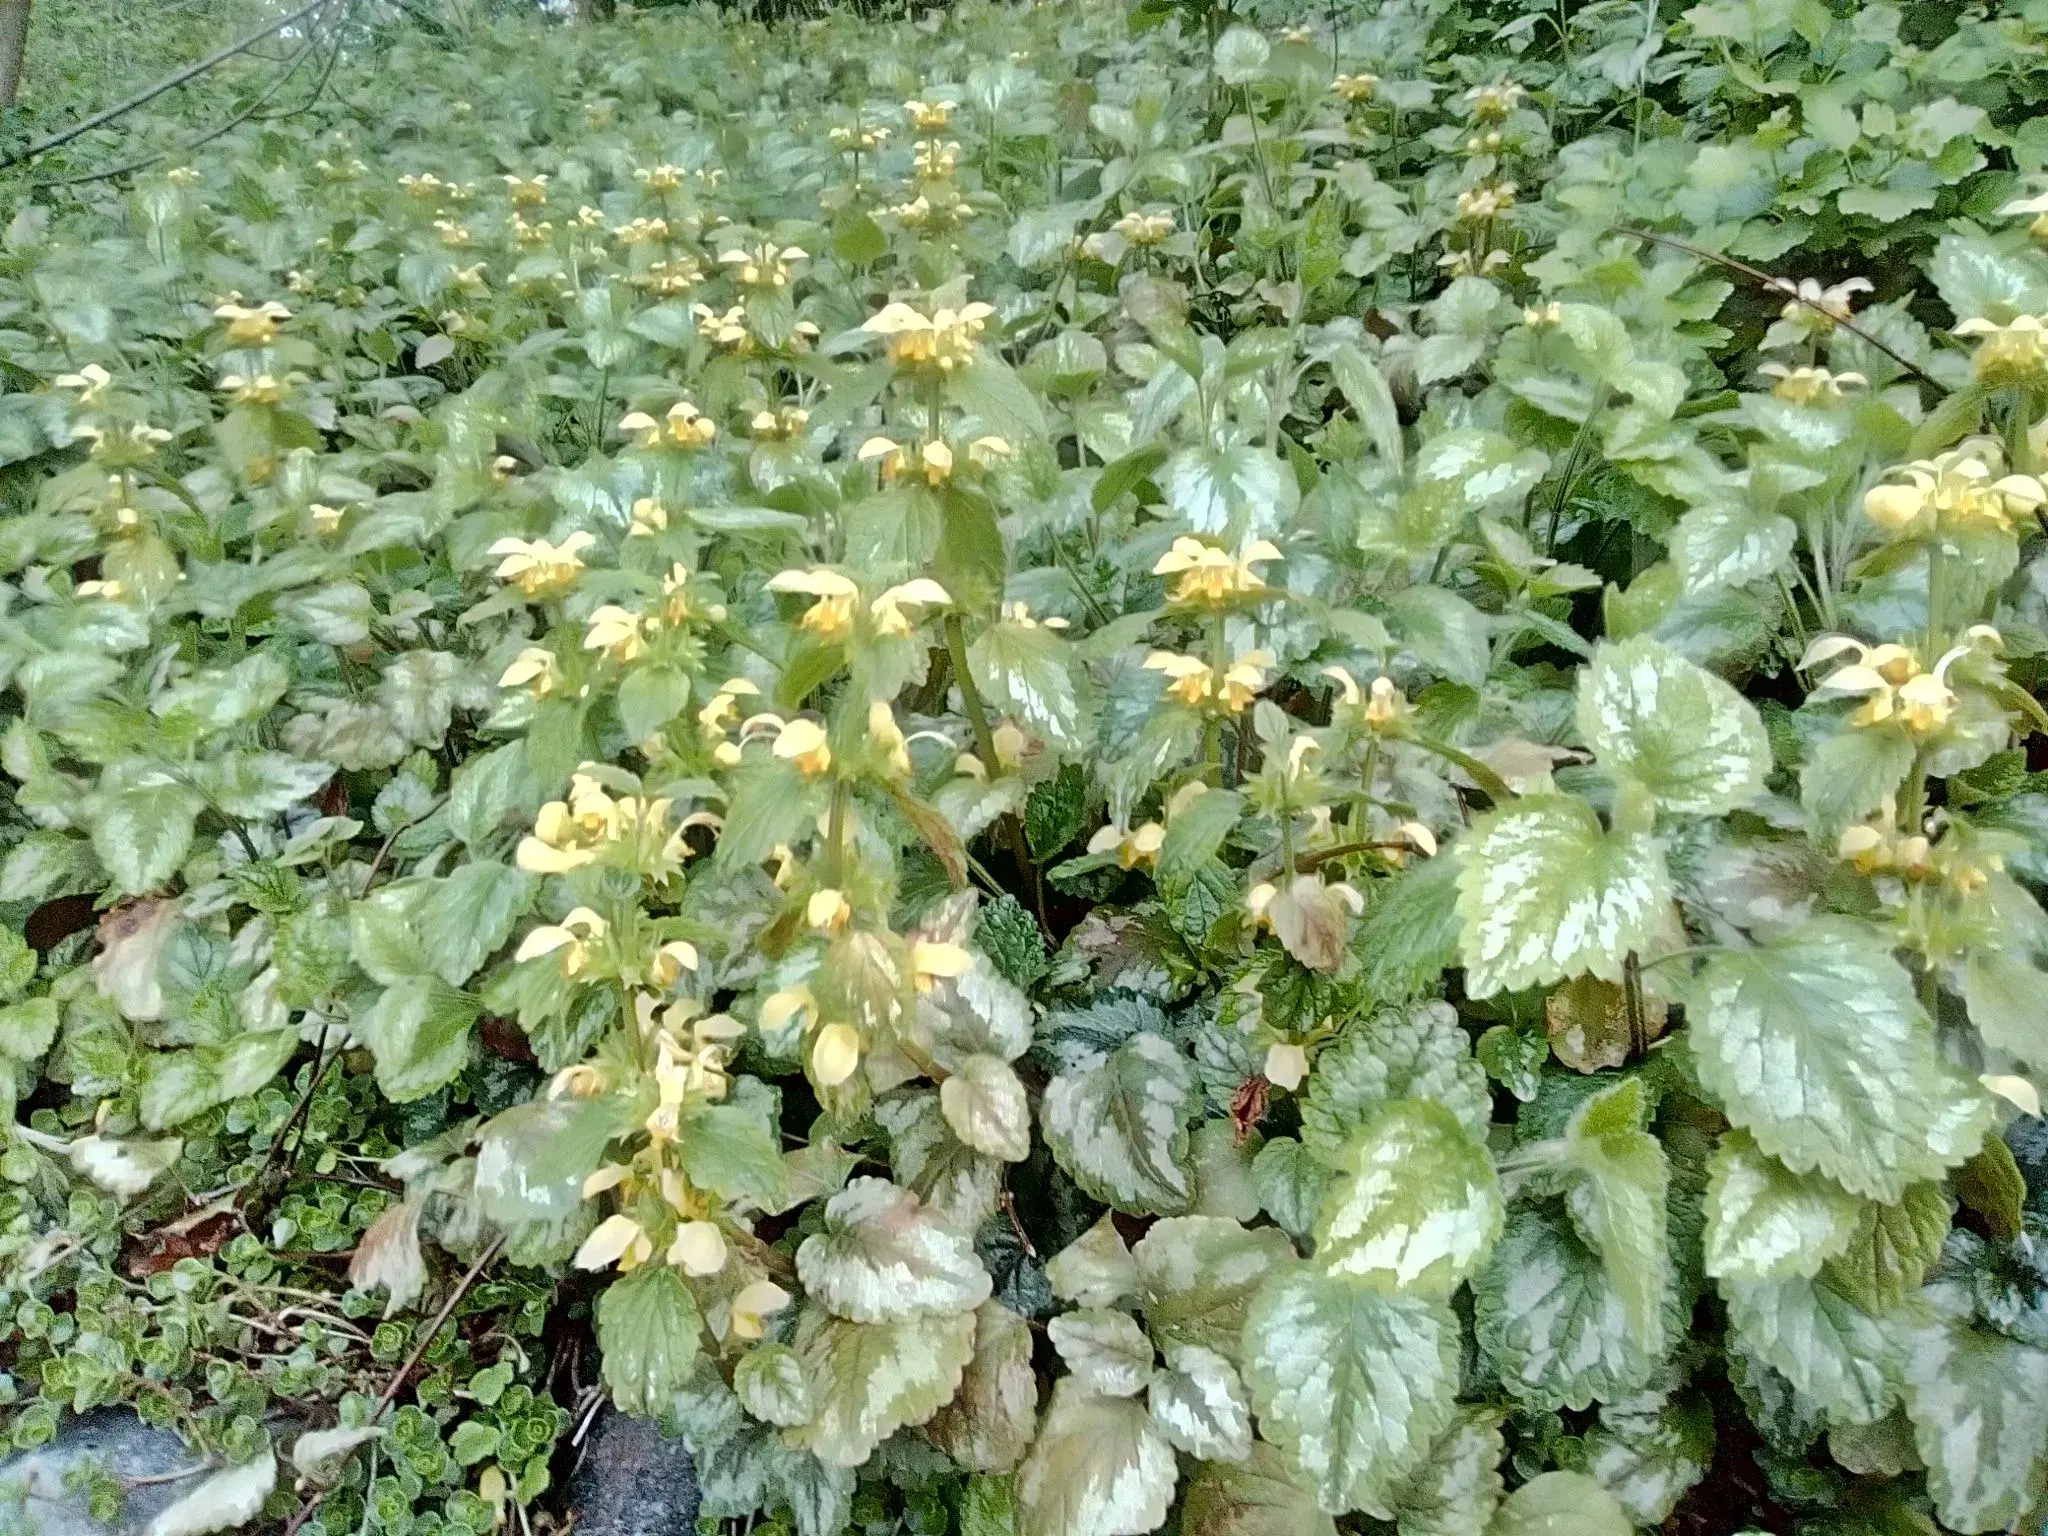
1252 1139 1331 1242
1575 637 1769 815
1473 1205 1657 1413
1298 1002 1491 1159
1455 796 1674 998
1041 1032 1195 1215
796 1177 993 1322
1489 1472 1631 1536
1690 919 1989 1201
1242 1265 1459 1516
791 1305 978 1467
1016 1379 1178 1536
1313 1099 1502 1297
597 1264 703 1415
1582 1393 1714 1526
1904 1286 2048 1533
1822 1182 1951 1313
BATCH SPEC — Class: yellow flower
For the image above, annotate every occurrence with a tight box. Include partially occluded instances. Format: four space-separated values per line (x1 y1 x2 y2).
165 165 201 187
574 1213 652 1273
1145 650 1215 707
807 888 852 933
669 1220 728 1275
1455 182 1516 221
55 363 112 405
830 124 890 151
862 298 994 373
870 578 951 637
811 1021 863 1086
584 605 652 663
514 907 608 975
913 140 962 180
1219 651 1274 713
1364 675 1406 728
911 940 972 992
720 242 807 288
1464 80 1525 120
629 497 668 536
769 567 860 641
213 300 291 346
611 216 671 246
1765 276 1871 346
218 372 288 405
1331 73 1378 103
692 303 752 351
1087 821 1165 869
1999 190 2048 243
398 172 446 199
730 1279 792 1340
433 220 473 249
868 700 913 777
774 717 833 776
310 503 345 536
905 99 955 133
1862 448 2046 537
1523 302 1562 329
1758 364 1866 405
619 399 717 450
751 405 810 440
516 796 605 874
498 646 561 696
1264 1041 1309 1091
1955 315 2048 386
1152 536 1281 606
650 939 700 987
488 531 595 599
1803 634 1989 734
503 174 549 206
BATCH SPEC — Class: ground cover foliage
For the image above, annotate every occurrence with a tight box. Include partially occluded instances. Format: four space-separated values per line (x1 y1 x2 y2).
3 0 2048 1533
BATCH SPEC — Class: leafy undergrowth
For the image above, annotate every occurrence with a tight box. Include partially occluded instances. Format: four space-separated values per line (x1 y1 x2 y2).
5 1 2048 1535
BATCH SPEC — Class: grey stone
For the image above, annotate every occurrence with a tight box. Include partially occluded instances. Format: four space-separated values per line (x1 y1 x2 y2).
0 1407 208 1536
564 1404 700 1536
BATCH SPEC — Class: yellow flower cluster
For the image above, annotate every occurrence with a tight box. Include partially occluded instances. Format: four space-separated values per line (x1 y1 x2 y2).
857 434 1009 484
503 174 549 206
214 299 291 346
720 242 806 288
619 398 718 449
1153 536 1281 606
1862 447 2047 537
1464 80 1525 120
1455 182 1516 221
1144 649 1273 712
1801 630 2000 734
1759 363 1864 405
515 768 697 875
1331 73 1378 103
1112 210 1176 247
1956 314 2048 386
863 298 993 373
488 530 595 599
767 567 952 641
905 98 955 133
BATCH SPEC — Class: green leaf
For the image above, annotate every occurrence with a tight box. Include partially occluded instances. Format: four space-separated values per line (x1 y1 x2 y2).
679 1103 790 1209
1798 726 1914 840
1575 638 1769 815
1822 1183 1951 1313
1704 1130 1862 1282
1473 1204 1656 1413
949 353 1049 441
1927 232 2048 324
1026 763 1090 858
1583 1394 1714 1526
204 751 336 819
791 1305 978 1467
139 1029 300 1130
355 976 481 1103
1162 444 1298 539
1489 1472 1631 1536
1669 499 1796 595
1313 1100 1502 1297
1252 1138 1332 1243
1381 1409 1503 1536
1158 789 1243 885
970 619 1084 752
1904 1288 2048 1532
1299 1002 1492 1160
1455 796 1674 999
1690 919 1990 1201
927 1303 1038 1474
1722 1271 1896 1426
942 1055 1034 1162
1387 587 1489 689
1148 1344 1251 1461
0 996 58 1058
1356 857 1465 1001
1049 1307 1155 1397
1326 345 1403 473
1559 1080 1670 1356
736 1343 814 1428
1180 1442 1335 1536
449 1421 501 1468
1017 1379 1178 1536
796 1177 992 1323
90 762 203 895
596 1264 703 1417
1242 1264 1459 1516
421 863 530 986
1132 1216 1297 1362
1042 1031 1195 1216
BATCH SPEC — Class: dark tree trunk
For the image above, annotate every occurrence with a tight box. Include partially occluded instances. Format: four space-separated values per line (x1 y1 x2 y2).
0 0 30 112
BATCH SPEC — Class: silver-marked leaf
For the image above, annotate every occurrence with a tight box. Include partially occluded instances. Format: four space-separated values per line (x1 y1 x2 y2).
1162 443 1297 538
1048 1214 1140 1308
1904 1284 2048 1533
1454 796 1674 999
1703 1131 1861 1282
1575 637 1769 815
1582 1394 1714 1526
1042 1032 1195 1216
1669 500 1797 595
1489 1472 1630 1536
1381 1408 1503 1536
1472 1205 1657 1413
1560 1080 1670 1357
943 1054 1033 1162
1722 1271 1896 1426
1049 1307 1156 1397
1017 1379 1178 1536
1313 1099 1502 1297
736 1343 814 1428
1180 1441 1335 1536
876 1090 1002 1230
1298 1002 1491 1159
1242 1264 1459 1516
1132 1216 1297 1363
1149 1345 1251 1462
927 1302 1039 1473
1690 919 1991 1201
791 1305 977 1467
796 1177 993 1322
